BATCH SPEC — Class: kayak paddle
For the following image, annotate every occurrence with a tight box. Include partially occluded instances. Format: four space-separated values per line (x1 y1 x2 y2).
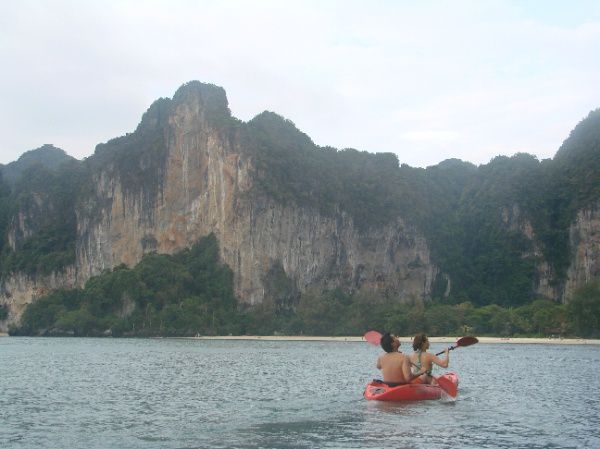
435 336 479 356
363 330 383 346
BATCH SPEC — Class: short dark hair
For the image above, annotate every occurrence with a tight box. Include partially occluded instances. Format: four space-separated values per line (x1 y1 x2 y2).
413 333 428 351
381 332 394 353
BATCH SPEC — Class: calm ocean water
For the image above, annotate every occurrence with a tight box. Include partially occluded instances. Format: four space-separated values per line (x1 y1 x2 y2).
1 337 599 449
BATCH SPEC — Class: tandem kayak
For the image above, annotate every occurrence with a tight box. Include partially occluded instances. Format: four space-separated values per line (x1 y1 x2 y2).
363 372 459 401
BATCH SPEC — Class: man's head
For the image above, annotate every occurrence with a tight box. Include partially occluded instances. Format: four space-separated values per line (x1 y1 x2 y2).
380 332 399 353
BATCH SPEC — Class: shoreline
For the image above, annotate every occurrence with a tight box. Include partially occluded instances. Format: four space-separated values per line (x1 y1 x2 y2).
2 332 598 344
185 335 600 345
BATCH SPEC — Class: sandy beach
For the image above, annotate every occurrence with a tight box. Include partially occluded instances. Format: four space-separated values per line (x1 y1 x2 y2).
187 335 600 345
2 332 597 344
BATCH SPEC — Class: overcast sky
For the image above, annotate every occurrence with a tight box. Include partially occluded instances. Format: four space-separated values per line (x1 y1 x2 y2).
1 1 600 168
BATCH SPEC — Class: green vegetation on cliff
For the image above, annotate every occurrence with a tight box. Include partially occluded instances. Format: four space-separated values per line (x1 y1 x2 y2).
422 154 541 306
248 112 416 229
0 154 85 276
10 256 600 338
0 172 11 256
11 234 241 336
247 114 540 305
11 233 599 338
567 280 600 338
0 144 75 187
246 108 600 306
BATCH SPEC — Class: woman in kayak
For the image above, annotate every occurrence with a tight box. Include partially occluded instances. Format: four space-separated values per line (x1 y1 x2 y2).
377 333 426 386
409 333 449 384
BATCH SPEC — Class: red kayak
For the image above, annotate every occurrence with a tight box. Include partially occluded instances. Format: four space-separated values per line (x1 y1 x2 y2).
363 372 459 401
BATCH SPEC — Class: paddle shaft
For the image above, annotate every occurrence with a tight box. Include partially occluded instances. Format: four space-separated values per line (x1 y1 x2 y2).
436 346 455 356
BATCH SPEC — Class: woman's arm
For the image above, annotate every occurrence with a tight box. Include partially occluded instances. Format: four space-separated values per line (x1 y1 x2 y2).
429 348 449 368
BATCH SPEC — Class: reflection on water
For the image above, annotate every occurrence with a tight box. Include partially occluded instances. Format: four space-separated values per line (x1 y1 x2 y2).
1 337 599 449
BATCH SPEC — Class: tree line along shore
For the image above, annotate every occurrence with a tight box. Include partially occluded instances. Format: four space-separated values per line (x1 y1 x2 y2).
181 335 600 345
3 332 599 345
4 235 600 339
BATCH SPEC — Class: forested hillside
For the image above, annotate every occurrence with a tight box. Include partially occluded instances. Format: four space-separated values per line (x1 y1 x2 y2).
247 109 600 307
0 147 85 276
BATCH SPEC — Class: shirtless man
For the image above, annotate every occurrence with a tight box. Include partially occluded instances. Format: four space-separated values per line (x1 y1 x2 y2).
376 333 424 386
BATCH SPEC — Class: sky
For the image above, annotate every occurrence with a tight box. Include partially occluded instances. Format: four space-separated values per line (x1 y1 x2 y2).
1 0 600 168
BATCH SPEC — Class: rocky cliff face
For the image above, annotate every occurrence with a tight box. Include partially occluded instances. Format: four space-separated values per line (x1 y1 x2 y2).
564 204 600 298
500 203 600 302
0 267 77 330
2 82 599 331
75 83 437 305
500 204 560 299
0 82 438 330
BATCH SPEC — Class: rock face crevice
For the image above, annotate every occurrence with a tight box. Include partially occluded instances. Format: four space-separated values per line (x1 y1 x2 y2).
499 203 600 301
499 204 558 299
564 205 600 298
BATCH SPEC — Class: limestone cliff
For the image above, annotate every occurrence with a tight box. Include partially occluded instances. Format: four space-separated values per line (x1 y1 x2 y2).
0 268 78 330
0 82 438 330
75 82 437 305
1 82 599 332
564 204 600 298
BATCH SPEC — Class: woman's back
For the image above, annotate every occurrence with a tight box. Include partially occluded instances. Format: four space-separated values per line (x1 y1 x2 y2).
410 333 449 383
409 350 433 374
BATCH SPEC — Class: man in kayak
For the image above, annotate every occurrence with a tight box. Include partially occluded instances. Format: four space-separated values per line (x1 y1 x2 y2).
377 333 425 386
409 332 449 384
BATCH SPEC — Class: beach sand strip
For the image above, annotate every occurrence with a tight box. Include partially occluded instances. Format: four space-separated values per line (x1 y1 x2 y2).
186 335 600 345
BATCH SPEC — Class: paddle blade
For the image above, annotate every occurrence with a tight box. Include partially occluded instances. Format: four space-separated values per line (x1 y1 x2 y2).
435 336 479 355
456 336 479 348
436 375 458 398
364 331 382 346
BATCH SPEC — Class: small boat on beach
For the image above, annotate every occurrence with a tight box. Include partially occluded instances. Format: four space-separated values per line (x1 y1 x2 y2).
363 372 459 401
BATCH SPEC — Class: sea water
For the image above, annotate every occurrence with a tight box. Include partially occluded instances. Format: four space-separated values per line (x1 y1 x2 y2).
1 337 599 449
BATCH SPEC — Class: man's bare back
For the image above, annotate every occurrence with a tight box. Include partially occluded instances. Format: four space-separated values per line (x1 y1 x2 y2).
376 333 422 384
377 351 413 384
